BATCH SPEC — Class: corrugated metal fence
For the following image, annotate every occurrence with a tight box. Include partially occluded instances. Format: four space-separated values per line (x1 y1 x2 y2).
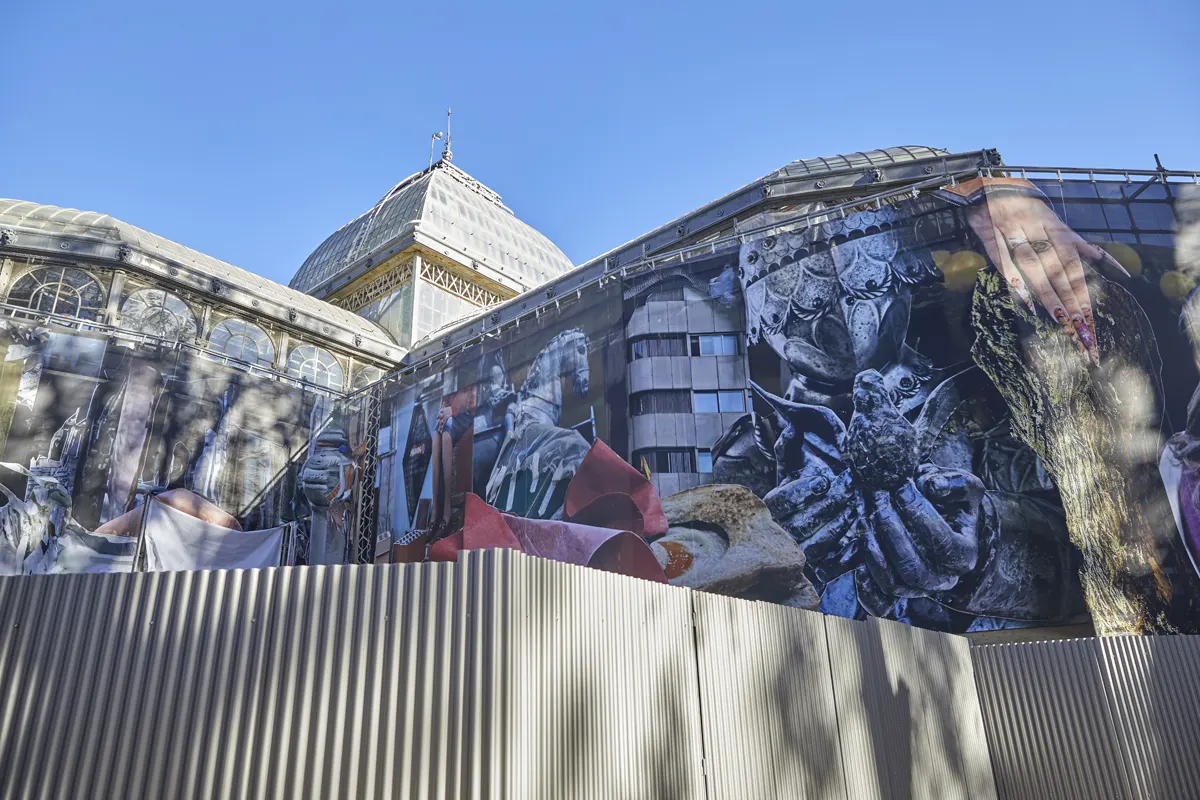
0 550 989 798
692 592 996 799
1 549 1192 798
973 635 1200 800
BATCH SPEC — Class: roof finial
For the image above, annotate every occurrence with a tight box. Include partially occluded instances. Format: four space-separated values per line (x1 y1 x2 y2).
443 108 453 162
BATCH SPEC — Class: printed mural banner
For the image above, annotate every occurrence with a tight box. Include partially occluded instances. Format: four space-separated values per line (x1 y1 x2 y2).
143 498 286 571
3 170 1198 639
0 321 345 574
380 278 627 545
380 174 1200 636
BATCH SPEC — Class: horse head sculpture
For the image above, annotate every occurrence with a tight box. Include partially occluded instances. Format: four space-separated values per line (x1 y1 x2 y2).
511 329 590 430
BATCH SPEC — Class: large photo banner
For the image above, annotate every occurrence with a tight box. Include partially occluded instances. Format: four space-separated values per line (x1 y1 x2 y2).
0 321 333 574
381 280 628 544
381 174 1200 636
726 176 1200 634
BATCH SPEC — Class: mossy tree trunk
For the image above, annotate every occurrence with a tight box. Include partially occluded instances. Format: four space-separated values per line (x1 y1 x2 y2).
971 268 1197 635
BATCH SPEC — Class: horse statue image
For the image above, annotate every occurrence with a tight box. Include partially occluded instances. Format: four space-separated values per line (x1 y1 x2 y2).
485 328 591 519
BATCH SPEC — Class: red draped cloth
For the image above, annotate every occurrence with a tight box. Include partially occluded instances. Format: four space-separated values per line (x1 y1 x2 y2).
429 440 668 582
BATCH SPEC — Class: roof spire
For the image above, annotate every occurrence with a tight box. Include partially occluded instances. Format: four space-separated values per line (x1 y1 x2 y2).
443 108 453 162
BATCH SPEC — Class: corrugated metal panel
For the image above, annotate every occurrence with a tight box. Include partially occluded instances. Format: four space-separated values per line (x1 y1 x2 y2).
0 551 1013 799
0 563 471 799
0 551 708 799
693 599 994 800
1096 634 1200 799
694 592 846 799
972 635 1200 800
910 625 997 799
500 550 705 799
820 615 997 800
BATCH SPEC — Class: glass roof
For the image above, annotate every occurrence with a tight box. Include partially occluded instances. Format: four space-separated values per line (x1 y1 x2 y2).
289 161 575 295
767 146 951 180
0 199 396 349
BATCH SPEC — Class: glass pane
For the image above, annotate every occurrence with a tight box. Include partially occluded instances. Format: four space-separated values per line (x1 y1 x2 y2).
631 336 686 359
121 288 196 340
1038 180 1098 199
694 392 719 413
696 450 713 473
666 450 693 472
718 391 745 412
1102 203 1133 230
209 319 275 367
287 345 344 389
1060 202 1109 231
632 390 690 415
698 336 716 356
1134 182 1168 201
8 267 103 320
1139 233 1175 247
1130 203 1175 231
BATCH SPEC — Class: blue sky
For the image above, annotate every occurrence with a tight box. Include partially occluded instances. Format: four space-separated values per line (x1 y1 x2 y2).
5 0 1197 287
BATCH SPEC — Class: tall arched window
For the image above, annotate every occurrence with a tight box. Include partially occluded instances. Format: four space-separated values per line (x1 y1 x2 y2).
7 267 105 320
287 345 343 390
207 318 276 367
120 288 197 340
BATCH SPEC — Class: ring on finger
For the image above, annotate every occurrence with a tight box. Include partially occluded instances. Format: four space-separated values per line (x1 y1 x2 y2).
1028 239 1053 254
1007 237 1029 249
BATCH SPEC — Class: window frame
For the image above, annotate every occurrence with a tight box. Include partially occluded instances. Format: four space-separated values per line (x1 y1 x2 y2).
691 333 741 357
287 344 345 390
7 266 105 320
207 317 277 367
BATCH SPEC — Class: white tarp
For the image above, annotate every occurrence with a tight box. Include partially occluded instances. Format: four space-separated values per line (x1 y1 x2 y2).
23 529 138 574
144 499 284 572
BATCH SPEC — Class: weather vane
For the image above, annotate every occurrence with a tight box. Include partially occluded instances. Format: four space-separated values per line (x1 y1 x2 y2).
429 108 454 168
429 131 443 169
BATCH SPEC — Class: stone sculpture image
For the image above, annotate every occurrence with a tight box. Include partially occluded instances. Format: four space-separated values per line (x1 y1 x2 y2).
723 196 1092 630
0 462 73 575
485 328 593 519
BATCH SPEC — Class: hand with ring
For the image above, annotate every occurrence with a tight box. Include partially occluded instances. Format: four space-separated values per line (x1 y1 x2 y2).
965 190 1130 363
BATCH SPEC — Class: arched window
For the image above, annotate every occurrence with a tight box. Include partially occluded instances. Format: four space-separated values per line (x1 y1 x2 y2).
7 267 105 320
120 288 196 340
207 318 275 367
351 365 384 391
287 344 343 390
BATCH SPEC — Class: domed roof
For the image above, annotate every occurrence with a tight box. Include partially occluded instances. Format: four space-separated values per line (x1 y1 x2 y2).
290 160 575 297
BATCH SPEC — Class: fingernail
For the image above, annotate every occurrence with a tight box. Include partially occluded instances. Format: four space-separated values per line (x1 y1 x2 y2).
1072 313 1095 350
1106 252 1131 277
1073 312 1100 363
1054 307 1086 355
1081 307 1099 358
1010 276 1038 315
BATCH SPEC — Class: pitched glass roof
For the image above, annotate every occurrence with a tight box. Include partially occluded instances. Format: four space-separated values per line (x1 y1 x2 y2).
289 161 575 295
766 146 950 180
0 199 396 350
